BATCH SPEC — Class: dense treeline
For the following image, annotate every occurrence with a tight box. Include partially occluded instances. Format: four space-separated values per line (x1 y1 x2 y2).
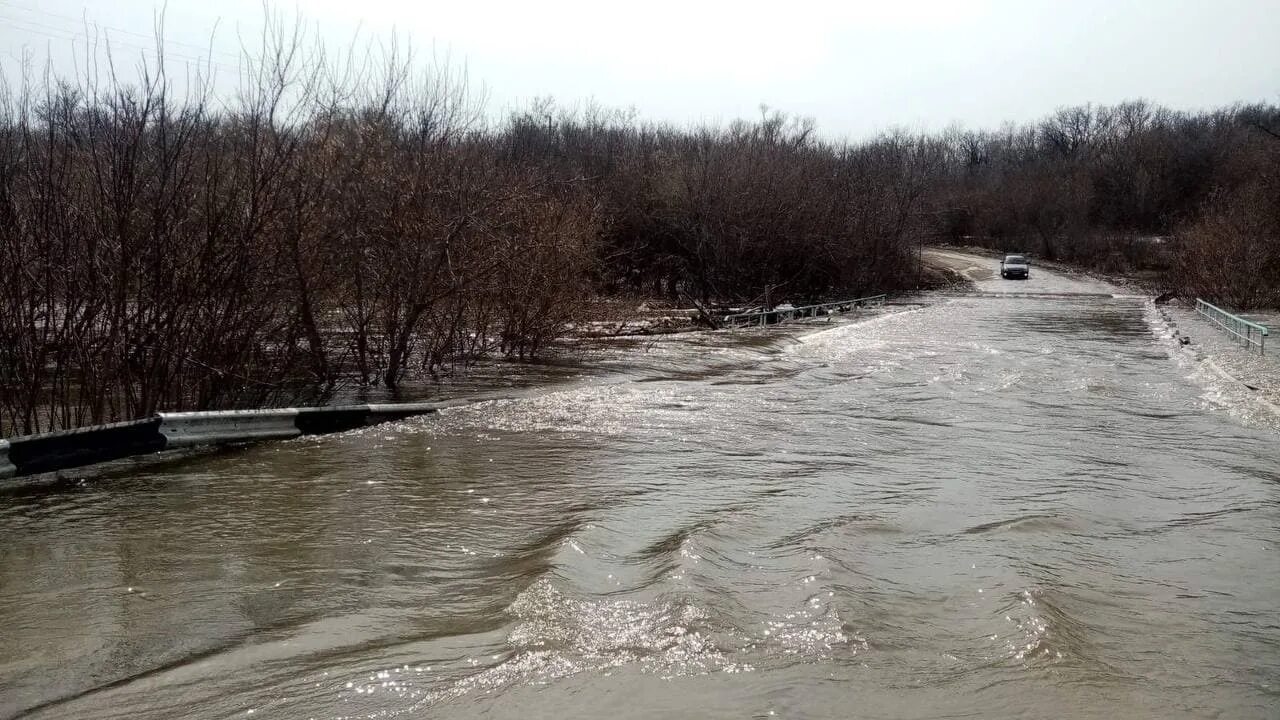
501 103 935 303
1 28 1277 435
928 100 1280 308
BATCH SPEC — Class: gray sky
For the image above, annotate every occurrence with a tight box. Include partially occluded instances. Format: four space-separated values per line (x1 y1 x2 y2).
1 0 1277 138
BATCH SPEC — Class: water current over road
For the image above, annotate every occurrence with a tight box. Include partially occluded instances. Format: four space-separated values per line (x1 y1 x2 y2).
2 255 1278 719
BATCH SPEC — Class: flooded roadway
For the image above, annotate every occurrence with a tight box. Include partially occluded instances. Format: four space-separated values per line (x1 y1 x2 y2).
2 256 1279 719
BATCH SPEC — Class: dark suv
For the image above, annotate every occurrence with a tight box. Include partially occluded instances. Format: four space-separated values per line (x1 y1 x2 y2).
1000 254 1030 279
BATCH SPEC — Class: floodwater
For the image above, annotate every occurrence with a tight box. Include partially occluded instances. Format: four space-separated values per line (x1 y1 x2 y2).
2 260 1279 719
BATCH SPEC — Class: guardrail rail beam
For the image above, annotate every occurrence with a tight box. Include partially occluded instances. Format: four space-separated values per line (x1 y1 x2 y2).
722 294 886 329
1195 298 1269 354
1 398 494 481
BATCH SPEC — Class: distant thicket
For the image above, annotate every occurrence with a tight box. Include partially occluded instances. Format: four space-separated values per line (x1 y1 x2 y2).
928 101 1280 308
500 103 936 304
1 25 1277 435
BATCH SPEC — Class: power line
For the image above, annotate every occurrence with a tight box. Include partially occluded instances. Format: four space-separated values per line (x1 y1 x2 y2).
0 13 242 77
0 0 243 63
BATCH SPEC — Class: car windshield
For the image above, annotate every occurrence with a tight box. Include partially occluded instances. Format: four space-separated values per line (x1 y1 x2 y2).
1005 255 1026 264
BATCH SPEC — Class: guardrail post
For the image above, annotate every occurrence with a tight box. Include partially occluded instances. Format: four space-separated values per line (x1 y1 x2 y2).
0 440 13 479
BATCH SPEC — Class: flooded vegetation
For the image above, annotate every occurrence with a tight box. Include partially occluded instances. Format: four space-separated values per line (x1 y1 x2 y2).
0 31 931 436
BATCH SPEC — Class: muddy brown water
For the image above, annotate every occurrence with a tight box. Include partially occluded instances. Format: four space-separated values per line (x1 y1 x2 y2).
2 284 1279 719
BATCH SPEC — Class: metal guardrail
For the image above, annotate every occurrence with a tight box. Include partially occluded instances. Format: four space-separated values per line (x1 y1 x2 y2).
1196 299 1269 354
723 294 886 328
0 399 488 480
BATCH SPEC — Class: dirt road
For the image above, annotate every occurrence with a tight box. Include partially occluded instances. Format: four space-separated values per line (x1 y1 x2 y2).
924 248 1119 295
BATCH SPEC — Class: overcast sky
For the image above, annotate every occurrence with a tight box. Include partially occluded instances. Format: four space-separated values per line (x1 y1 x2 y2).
1 0 1277 138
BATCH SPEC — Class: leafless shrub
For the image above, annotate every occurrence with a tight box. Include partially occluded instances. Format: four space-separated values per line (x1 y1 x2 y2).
1170 187 1280 310
0 16 627 433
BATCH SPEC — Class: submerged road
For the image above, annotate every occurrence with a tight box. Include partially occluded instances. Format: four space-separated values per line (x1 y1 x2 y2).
2 254 1278 719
